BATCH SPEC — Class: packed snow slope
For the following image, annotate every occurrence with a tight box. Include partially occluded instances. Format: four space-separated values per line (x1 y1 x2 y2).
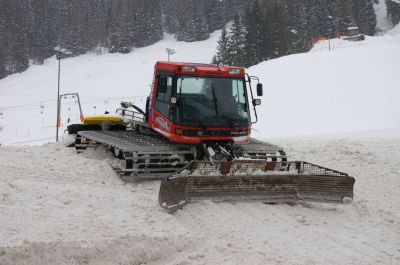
0 133 400 264
374 0 391 32
0 32 220 145
250 28 400 138
0 27 399 144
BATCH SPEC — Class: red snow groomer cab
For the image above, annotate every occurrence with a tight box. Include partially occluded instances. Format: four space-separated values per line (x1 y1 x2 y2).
147 61 263 145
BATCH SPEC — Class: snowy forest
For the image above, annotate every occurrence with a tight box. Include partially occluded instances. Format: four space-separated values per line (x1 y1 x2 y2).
0 0 399 79
214 0 380 67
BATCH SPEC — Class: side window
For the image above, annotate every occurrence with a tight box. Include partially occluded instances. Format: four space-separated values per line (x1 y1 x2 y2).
155 75 173 117
232 80 246 104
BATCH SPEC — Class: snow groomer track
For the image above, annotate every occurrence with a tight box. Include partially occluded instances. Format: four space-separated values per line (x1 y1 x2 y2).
76 130 287 180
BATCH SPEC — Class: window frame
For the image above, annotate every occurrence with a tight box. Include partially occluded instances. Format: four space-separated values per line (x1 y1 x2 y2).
154 74 175 119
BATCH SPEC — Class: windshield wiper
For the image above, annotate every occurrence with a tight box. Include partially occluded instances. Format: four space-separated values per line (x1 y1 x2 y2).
211 83 237 129
211 83 219 117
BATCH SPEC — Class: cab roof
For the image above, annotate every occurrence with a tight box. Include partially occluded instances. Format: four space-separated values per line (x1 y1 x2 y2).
155 61 246 78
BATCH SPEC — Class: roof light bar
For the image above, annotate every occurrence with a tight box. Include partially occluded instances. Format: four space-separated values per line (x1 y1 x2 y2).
181 66 197 73
229 68 242 75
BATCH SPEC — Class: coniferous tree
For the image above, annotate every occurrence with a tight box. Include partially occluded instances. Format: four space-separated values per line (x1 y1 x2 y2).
175 0 196 41
205 0 226 32
0 4 6 79
69 1 88 54
0 0 255 79
352 0 377 35
303 0 321 39
215 26 229 63
284 1 308 53
195 14 210 41
269 1 289 59
243 1 266 67
0 0 385 80
88 0 109 53
290 1 315 52
0 37 5 79
386 0 400 26
144 0 163 46
108 0 132 53
26 0 54 64
3 0 29 74
161 0 179 34
226 14 246 66
0 49 5 79
175 1 210 42
337 0 356 33
133 0 163 47
313 0 332 37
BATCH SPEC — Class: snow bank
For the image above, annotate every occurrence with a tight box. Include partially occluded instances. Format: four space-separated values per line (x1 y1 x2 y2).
250 34 400 138
388 22 400 35
374 0 391 32
0 235 200 265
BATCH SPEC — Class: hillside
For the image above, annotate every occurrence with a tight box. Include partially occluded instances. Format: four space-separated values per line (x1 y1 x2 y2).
0 32 220 145
1 0 384 79
0 27 399 144
251 29 400 138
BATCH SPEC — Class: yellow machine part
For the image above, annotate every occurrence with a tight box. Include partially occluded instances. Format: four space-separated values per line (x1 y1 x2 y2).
83 116 123 125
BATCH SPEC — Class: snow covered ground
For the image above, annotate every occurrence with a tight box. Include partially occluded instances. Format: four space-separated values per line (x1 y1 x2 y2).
0 22 399 265
0 132 399 264
0 32 220 145
251 26 400 138
0 24 399 144
374 0 391 32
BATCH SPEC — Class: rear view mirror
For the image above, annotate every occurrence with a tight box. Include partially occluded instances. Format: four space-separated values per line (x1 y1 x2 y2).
253 99 261 106
158 76 168 93
257 83 263 96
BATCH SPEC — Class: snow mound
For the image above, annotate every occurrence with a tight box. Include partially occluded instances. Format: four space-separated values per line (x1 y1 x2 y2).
388 22 400 36
250 34 400 138
0 235 200 265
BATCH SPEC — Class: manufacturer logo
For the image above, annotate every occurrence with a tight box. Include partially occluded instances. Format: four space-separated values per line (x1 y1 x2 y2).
155 117 170 131
231 131 247 136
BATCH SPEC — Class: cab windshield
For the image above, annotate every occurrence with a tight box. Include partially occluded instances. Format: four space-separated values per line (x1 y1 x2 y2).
176 76 250 127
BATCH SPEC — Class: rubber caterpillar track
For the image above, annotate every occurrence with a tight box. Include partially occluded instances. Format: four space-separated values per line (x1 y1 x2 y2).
75 130 287 180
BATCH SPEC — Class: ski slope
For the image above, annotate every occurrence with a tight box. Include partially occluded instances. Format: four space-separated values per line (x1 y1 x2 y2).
0 24 400 265
0 27 400 144
0 32 221 145
251 31 400 138
374 0 391 32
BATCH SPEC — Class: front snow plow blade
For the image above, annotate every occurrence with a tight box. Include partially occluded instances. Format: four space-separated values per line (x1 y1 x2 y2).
159 161 355 212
